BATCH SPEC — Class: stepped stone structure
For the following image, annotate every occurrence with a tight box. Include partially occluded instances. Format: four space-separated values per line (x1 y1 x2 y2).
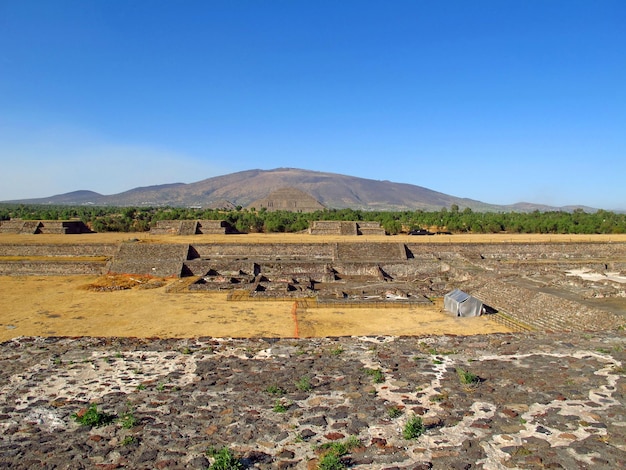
149 219 233 235
108 242 190 278
247 187 325 212
0 236 624 332
0 219 90 234
309 220 386 235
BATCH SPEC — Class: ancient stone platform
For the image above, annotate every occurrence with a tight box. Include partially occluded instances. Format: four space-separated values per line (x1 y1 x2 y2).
0 332 624 469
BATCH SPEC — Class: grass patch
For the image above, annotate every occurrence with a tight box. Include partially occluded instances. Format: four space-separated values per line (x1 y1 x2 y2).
118 403 138 429
207 447 244 470
456 367 480 385
364 368 385 383
295 375 312 392
387 405 404 418
71 403 115 428
317 436 361 469
429 392 448 403
403 415 425 440
266 384 286 395
273 400 288 413
121 435 135 446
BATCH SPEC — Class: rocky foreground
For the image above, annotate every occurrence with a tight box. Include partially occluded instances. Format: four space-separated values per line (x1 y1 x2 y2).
0 332 625 469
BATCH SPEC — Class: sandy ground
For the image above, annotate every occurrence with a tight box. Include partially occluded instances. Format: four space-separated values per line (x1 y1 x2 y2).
0 275 510 341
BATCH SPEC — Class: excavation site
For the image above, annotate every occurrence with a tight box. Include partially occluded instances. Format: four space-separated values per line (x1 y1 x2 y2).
0 231 625 469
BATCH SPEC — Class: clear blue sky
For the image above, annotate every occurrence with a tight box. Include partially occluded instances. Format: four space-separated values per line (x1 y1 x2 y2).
1 0 624 210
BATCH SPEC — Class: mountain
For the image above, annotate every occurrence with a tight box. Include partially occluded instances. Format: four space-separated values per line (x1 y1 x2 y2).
1 168 592 212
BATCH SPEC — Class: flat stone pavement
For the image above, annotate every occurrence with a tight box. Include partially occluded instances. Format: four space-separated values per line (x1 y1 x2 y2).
0 332 624 469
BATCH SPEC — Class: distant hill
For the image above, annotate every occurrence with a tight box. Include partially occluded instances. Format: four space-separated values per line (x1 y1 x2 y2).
1 167 596 212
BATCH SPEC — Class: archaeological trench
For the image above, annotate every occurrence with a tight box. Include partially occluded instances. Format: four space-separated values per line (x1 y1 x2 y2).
0 233 625 468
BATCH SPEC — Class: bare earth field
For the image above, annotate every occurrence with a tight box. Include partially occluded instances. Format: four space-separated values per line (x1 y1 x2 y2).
0 275 509 342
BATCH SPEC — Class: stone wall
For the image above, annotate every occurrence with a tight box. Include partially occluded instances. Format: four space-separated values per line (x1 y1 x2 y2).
309 221 359 235
0 220 90 234
0 244 117 257
357 221 386 236
191 243 335 260
197 220 229 234
473 279 624 331
0 260 107 276
108 243 190 277
150 220 232 235
336 243 407 261
149 220 181 235
178 220 199 236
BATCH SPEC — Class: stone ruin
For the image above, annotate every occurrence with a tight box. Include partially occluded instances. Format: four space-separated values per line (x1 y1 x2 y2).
309 220 386 236
247 187 325 213
0 219 91 234
0 237 624 333
149 219 235 236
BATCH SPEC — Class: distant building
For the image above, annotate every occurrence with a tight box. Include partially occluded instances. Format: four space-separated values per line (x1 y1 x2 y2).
247 187 325 213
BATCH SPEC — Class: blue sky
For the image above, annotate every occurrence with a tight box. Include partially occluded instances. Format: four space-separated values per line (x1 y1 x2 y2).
1 0 624 210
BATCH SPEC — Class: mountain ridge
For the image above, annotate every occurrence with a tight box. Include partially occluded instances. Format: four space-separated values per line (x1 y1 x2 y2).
1 168 598 212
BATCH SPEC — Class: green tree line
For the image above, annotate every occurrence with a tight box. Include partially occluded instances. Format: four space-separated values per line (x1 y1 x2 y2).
0 203 624 235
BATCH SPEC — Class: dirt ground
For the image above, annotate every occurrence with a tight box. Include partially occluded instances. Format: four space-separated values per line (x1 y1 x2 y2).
3 232 624 341
3 231 626 245
0 275 510 341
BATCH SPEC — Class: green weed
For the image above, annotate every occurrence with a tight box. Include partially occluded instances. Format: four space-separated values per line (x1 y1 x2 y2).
364 368 385 383
207 447 244 470
295 375 312 392
387 406 403 418
71 403 115 428
456 368 480 385
118 404 138 429
317 437 361 469
403 415 425 439
273 400 288 413
266 385 286 395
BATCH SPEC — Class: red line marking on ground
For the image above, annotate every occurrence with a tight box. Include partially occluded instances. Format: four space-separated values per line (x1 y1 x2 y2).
291 302 299 338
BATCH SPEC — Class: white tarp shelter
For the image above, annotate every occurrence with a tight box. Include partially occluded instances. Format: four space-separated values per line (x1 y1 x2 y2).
444 289 485 317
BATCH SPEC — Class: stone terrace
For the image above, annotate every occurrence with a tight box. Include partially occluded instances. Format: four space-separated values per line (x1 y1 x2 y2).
0 220 91 234
1 238 625 332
